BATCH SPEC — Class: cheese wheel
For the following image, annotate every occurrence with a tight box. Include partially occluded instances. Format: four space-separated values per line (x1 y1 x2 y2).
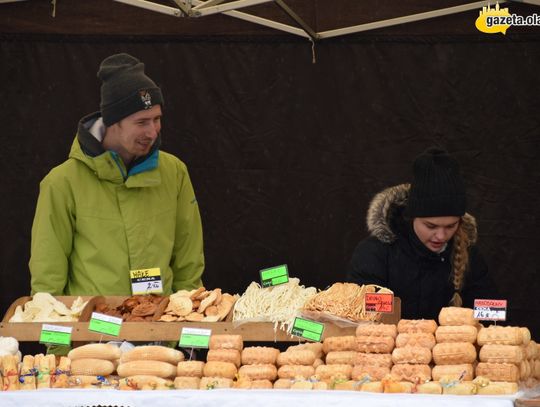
176 361 205 378
432 364 474 381
202 361 237 379
71 358 115 376
315 364 352 380
438 307 476 326
120 345 184 365
476 362 520 382
250 379 273 389
353 352 393 369
358 381 383 392
323 336 357 353
390 363 431 382
174 376 200 389
356 335 395 353
117 360 177 378
325 351 356 365
477 326 523 346
238 364 277 381
241 346 279 365
273 378 293 389
209 334 243 351
355 323 397 338
277 350 316 366
351 364 390 381
68 343 122 361
207 349 241 368
435 325 477 344
397 319 437 334
392 346 432 365
416 381 442 394
395 333 435 349
476 381 518 395
479 344 523 364
432 342 476 365
199 377 233 389
277 364 315 379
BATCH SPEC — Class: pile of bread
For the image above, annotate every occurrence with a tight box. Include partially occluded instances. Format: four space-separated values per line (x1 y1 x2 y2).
1 306 539 393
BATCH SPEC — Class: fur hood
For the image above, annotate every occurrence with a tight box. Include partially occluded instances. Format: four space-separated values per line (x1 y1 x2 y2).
366 184 478 245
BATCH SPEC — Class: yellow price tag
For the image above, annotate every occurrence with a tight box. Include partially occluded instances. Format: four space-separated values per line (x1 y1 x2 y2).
130 267 163 295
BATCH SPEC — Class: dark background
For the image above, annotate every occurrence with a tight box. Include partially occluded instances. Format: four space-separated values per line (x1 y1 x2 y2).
1 1 539 340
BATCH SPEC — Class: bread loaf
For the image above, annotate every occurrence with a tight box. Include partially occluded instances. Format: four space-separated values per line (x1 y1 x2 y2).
432 342 476 365
355 323 397 338
209 334 243 351
477 326 523 346
174 376 200 389
390 363 431 382
395 333 435 349
207 349 241 368
352 364 390 381
479 344 523 364
238 364 277 381
241 346 279 365
315 364 352 380
397 319 437 334
392 346 432 364
277 350 316 366
435 325 477 344
356 335 395 353
476 362 520 382
432 364 474 381
277 364 315 379
353 352 393 368
117 360 177 378
176 361 205 378
438 307 476 326
323 336 357 353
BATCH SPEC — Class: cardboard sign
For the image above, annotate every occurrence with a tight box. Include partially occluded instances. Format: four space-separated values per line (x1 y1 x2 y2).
88 312 122 337
179 327 212 348
260 264 289 288
291 316 324 342
130 267 163 295
365 293 394 313
474 299 507 321
39 324 72 346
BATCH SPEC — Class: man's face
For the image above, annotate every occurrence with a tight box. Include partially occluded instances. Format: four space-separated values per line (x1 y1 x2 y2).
109 104 162 162
413 216 460 252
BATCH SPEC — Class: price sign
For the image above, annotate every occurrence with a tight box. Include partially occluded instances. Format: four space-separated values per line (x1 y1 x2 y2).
365 293 394 313
474 299 507 321
260 264 289 288
179 327 212 348
291 317 324 342
39 324 72 346
130 267 163 295
88 312 123 337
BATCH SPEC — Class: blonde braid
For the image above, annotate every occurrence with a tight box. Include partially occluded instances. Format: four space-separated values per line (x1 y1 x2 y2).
449 221 470 307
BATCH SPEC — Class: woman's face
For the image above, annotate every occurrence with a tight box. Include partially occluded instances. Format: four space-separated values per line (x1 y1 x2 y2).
413 216 460 252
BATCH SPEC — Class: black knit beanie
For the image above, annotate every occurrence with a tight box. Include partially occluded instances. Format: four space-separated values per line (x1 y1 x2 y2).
97 53 164 126
405 147 466 218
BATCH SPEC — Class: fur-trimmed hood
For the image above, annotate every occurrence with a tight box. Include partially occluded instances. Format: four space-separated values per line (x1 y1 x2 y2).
366 184 478 245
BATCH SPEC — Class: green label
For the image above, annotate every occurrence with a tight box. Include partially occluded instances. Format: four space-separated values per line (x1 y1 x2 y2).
260 264 289 288
179 327 211 348
39 324 72 346
291 317 324 342
88 312 122 336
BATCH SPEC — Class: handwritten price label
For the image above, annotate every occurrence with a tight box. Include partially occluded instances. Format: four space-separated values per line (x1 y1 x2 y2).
474 299 507 321
130 267 163 295
364 293 394 313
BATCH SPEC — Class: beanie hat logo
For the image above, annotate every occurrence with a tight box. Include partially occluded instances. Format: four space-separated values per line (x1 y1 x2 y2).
139 90 153 109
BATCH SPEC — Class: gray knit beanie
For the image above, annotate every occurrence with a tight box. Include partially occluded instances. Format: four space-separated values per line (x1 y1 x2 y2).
405 147 466 218
97 53 164 126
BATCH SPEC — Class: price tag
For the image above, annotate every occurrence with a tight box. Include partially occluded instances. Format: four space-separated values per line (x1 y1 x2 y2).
130 267 163 295
179 327 212 348
88 312 123 337
291 317 324 342
260 264 289 288
365 293 394 313
39 324 72 346
474 299 507 321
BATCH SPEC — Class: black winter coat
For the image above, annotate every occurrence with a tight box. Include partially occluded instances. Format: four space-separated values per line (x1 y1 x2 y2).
346 184 498 320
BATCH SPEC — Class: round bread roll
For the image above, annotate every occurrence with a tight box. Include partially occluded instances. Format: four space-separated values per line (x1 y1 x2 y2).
352 364 390 381
390 363 431 382
356 335 395 353
355 323 397 338
392 346 432 365
273 378 293 389
71 358 115 376
250 379 273 389
477 326 523 346
397 319 437 334
238 364 277 381
199 377 233 389
431 364 474 381
315 364 352 380
395 333 435 349
323 336 357 353
432 342 476 365
286 342 324 359
202 361 237 379
353 352 393 368
117 360 177 378
207 349 241 368
174 376 200 389
325 351 356 365
176 361 205 378
241 346 279 365
476 362 520 382
438 307 475 326
478 344 523 364
120 345 184 365
277 364 315 379
435 325 477 343
277 350 316 366
209 334 243 351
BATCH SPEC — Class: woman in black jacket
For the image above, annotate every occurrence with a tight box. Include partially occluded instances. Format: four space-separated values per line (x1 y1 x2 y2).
346 147 498 320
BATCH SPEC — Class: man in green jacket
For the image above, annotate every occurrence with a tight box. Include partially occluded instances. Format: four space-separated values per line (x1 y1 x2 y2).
29 53 205 296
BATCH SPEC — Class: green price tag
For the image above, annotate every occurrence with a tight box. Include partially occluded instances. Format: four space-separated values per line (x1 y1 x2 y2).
39 324 72 346
260 264 289 288
89 312 122 336
179 327 212 348
291 317 324 342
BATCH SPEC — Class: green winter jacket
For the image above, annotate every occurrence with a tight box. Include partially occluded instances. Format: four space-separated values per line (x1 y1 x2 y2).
29 113 204 296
